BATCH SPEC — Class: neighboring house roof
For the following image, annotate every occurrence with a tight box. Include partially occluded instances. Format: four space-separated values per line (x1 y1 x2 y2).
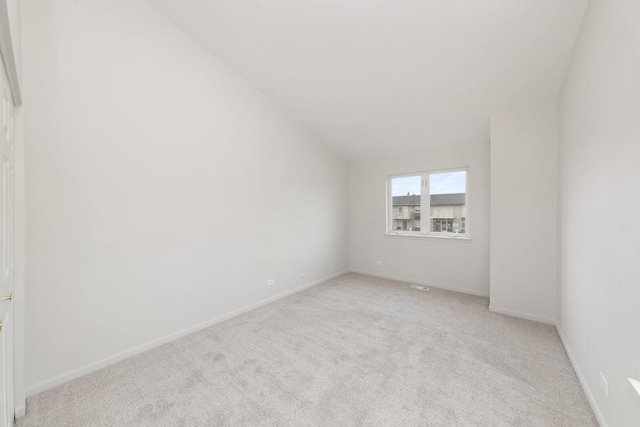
392 193 465 206
430 193 465 206
392 195 420 206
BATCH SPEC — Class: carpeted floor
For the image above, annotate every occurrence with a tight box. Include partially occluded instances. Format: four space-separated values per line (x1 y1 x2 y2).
16 273 597 426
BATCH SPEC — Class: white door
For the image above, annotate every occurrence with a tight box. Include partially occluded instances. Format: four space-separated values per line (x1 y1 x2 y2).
0 55 15 427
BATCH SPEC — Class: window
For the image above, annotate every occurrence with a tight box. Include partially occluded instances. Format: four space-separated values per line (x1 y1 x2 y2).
387 168 468 237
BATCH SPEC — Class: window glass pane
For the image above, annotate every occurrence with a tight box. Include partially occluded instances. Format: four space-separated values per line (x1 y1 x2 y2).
390 176 421 231
429 171 466 234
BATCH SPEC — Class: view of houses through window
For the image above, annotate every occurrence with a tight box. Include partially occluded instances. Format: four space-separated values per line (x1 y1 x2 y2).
389 169 467 235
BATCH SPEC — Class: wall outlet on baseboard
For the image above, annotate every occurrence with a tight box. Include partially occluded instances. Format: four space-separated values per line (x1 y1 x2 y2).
376 260 383 266
599 372 609 397
266 279 274 287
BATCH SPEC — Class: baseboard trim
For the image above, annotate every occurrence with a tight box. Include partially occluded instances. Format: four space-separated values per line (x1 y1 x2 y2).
348 269 489 297
14 404 25 419
25 270 348 398
488 305 556 325
555 324 608 427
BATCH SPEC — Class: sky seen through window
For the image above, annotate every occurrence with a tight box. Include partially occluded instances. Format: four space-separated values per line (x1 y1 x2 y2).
391 171 466 197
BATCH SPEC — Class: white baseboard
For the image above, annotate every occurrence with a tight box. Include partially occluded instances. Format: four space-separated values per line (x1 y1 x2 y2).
555 324 608 427
349 269 489 297
14 404 25 419
488 305 556 325
25 270 348 398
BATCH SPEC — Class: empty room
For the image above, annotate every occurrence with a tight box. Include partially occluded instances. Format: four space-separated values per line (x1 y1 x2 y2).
0 0 637 425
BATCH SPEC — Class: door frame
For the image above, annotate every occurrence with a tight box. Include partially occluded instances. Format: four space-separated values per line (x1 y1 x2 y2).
0 0 22 104
0 0 24 420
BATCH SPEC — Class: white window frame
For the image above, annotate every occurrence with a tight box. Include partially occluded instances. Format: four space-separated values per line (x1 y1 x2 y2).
386 167 470 239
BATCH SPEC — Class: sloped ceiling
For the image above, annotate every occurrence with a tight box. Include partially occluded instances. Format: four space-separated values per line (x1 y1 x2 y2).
145 0 587 160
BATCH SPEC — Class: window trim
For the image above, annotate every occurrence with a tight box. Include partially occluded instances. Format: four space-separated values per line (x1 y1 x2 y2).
386 166 470 239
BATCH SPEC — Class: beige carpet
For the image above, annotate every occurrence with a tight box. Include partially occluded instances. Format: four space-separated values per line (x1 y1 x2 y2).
16 273 597 426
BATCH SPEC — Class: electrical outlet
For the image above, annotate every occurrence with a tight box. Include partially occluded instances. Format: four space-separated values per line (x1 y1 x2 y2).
600 372 609 397
376 260 383 266
267 279 274 287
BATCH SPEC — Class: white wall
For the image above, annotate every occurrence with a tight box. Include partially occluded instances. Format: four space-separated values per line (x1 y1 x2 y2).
489 104 558 324
557 0 640 425
349 140 490 296
21 0 348 395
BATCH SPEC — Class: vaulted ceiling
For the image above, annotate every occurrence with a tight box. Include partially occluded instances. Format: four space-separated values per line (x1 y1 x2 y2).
146 0 587 160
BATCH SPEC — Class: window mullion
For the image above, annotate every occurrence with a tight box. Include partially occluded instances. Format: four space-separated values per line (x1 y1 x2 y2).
421 173 430 234
387 177 393 233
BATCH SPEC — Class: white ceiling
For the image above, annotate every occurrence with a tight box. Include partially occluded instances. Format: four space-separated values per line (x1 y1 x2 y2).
146 0 587 160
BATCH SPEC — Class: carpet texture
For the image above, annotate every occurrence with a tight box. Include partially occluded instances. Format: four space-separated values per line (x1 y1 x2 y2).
16 273 597 426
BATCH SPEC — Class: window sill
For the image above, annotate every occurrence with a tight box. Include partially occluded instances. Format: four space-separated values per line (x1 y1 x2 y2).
385 232 471 241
